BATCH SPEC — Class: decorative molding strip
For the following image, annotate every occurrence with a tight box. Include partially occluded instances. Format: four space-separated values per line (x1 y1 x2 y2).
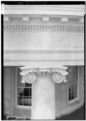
4 24 84 32
4 60 84 66
4 49 84 65
4 48 84 53
4 59 84 62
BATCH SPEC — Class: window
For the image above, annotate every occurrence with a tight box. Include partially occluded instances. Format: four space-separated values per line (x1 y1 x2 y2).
17 68 32 106
67 66 78 101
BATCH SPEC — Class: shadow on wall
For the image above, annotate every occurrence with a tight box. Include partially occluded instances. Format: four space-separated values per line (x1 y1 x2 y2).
56 104 85 120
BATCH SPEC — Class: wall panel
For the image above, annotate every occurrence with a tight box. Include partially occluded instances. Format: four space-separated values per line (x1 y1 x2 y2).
4 67 13 115
55 83 61 117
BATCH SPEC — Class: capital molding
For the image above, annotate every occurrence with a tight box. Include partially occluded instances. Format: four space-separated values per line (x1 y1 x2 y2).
20 67 68 84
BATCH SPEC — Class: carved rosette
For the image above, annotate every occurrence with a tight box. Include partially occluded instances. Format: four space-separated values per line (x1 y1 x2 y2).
52 72 67 83
21 72 37 83
20 67 68 84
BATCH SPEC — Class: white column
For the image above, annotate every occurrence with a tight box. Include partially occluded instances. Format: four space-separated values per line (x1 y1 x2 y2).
20 67 68 119
32 73 55 119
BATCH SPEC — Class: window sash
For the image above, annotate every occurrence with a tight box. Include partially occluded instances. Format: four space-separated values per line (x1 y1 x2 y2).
17 68 32 107
68 66 78 102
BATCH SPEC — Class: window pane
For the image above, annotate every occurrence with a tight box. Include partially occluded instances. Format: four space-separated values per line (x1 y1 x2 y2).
69 91 74 100
17 87 25 96
70 84 74 91
67 66 78 101
18 96 24 105
18 96 31 106
18 87 32 96
25 83 32 87
17 68 32 106
69 83 77 101
17 87 32 106
24 98 31 106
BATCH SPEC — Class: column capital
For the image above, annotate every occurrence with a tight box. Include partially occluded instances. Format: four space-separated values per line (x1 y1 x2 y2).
20 67 68 83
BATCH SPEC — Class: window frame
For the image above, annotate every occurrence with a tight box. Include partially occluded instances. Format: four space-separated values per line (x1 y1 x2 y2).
68 66 80 104
15 67 32 109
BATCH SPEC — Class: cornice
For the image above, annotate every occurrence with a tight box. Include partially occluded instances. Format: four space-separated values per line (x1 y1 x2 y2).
2 5 85 16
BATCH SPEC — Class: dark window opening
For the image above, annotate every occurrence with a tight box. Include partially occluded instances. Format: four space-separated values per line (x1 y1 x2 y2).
67 66 78 101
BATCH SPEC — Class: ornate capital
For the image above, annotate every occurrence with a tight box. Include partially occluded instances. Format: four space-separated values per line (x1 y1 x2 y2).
20 67 68 84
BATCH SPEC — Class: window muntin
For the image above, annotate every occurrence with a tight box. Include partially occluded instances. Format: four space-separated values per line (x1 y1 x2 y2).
17 68 32 106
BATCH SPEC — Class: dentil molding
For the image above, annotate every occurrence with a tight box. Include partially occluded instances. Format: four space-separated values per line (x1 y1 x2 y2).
4 15 84 32
4 23 84 32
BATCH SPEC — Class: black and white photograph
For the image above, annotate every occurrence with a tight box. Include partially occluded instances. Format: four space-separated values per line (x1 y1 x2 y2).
1 1 85 120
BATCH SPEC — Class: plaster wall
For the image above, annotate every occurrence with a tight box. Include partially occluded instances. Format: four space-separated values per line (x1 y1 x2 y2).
4 67 13 115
